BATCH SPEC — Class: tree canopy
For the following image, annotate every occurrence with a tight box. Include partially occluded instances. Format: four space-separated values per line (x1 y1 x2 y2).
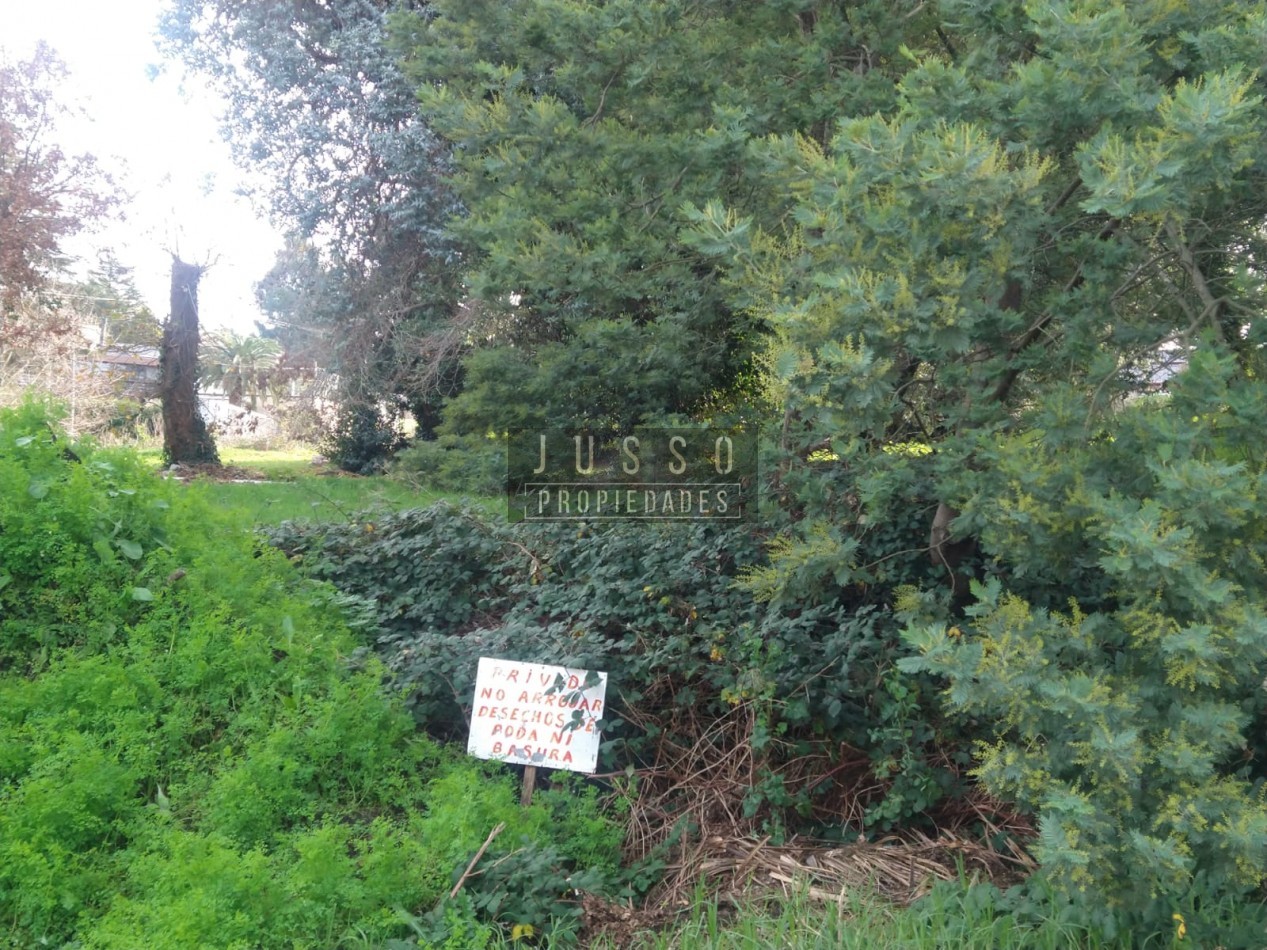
0 43 116 315
675 0 1267 921
160 0 465 443
406 0 1267 924
70 249 161 349
397 0 835 430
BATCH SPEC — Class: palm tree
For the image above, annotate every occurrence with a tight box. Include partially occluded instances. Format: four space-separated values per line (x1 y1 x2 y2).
199 331 282 410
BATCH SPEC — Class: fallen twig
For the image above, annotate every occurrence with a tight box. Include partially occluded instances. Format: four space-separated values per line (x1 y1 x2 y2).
449 822 506 900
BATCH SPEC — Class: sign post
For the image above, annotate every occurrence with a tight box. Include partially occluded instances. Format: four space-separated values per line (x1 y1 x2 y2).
467 657 608 803
521 764 538 807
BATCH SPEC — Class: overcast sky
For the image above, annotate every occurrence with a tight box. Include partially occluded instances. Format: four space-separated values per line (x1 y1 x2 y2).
2 0 282 335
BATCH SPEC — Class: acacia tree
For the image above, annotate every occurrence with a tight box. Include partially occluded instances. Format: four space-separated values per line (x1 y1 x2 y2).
0 43 115 320
681 0 1267 933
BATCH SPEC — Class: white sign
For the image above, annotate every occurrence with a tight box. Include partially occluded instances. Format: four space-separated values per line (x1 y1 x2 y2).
467 657 608 774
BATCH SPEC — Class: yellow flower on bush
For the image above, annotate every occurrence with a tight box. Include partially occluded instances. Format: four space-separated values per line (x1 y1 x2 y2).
512 922 535 942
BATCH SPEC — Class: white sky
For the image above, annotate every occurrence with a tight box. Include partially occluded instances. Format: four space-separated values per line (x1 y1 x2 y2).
2 0 283 335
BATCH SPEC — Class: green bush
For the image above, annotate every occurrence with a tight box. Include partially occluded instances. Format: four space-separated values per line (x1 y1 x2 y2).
900 354 1267 940
267 503 515 643
391 432 506 497
0 401 621 948
267 503 956 838
324 400 407 474
0 399 167 663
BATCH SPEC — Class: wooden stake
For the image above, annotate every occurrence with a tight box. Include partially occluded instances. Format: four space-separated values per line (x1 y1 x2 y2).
520 765 537 806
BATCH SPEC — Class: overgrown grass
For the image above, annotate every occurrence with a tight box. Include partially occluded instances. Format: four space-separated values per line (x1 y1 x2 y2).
0 405 617 948
599 880 1140 950
418 877 1148 949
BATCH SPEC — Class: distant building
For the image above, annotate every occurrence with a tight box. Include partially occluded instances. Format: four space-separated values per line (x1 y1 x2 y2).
92 348 160 398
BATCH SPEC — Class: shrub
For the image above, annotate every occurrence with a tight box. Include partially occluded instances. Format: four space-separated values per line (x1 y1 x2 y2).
0 402 622 948
323 399 407 474
899 353 1267 939
391 432 506 497
267 503 960 842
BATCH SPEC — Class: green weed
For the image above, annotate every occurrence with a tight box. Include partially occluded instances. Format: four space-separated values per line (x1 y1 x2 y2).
602 879 1135 950
0 402 621 948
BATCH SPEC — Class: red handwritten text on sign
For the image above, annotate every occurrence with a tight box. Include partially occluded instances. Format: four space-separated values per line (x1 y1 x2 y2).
467 657 608 774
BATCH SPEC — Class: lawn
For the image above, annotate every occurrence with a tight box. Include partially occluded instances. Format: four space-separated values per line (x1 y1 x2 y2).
135 442 318 479
137 442 502 524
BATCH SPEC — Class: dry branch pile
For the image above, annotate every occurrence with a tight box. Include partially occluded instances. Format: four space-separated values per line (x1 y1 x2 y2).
605 697 1035 912
690 831 1033 907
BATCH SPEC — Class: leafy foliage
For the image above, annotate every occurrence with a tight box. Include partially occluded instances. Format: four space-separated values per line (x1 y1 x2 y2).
656 0 1267 931
70 248 162 349
198 330 282 410
0 43 117 315
267 503 958 839
161 0 466 437
0 398 164 663
392 0 833 431
166 0 1267 936
899 353 1267 937
391 431 507 497
323 400 408 475
0 403 620 947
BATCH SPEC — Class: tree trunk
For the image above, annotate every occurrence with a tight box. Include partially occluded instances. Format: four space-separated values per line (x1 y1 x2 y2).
160 258 219 466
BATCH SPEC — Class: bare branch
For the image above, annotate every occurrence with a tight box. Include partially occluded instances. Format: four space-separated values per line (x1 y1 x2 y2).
1165 219 1227 342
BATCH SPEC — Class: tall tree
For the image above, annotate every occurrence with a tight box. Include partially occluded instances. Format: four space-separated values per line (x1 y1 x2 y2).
160 1 464 452
161 257 218 465
684 0 1267 925
0 43 116 317
396 0 875 431
70 248 161 349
